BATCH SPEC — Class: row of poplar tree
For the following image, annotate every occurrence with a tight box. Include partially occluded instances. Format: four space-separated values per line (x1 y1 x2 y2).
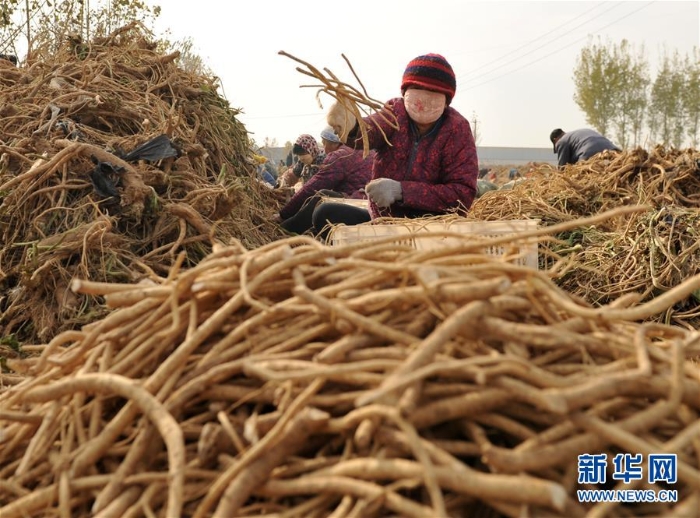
574 38 700 149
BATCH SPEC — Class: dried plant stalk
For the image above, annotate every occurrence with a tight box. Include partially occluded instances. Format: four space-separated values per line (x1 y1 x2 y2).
279 50 398 158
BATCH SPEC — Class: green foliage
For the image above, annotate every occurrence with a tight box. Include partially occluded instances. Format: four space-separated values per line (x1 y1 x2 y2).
0 333 23 372
682 48 700 147
650 51 685 148
573 37 621 136
611 40 649 148
0 333 21 352
0 0 161 56
574 38 700 149
0 0 22 28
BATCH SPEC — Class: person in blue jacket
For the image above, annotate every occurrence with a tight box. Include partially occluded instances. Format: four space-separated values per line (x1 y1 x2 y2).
550 128 621 167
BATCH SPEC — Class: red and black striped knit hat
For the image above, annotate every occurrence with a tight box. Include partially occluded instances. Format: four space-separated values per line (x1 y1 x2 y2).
401 54 456 105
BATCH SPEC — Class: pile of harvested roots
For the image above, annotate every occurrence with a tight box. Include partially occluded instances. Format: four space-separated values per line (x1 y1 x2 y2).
470 146 700 327
471 147 700 226
1 225 699 517
0 23 286 342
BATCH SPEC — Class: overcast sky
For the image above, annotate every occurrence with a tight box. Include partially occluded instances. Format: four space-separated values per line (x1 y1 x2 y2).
147 0 699 149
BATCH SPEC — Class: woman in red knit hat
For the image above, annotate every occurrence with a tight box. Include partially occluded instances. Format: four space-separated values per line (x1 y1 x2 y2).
314 53 478 238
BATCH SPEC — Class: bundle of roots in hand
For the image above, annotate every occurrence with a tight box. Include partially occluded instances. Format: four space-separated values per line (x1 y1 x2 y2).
0 22 286 343
1 227 699 517
470 147 700 327
279 51 398 158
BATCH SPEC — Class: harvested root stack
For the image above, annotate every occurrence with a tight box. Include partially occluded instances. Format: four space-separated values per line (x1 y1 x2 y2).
552 206 700 315
470 146 700 327
0 23 286 342
1 232 699 517
472 147 700 226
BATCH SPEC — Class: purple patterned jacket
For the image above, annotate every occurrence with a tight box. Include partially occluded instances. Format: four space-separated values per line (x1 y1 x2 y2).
353 98 478 219
279 145 374 220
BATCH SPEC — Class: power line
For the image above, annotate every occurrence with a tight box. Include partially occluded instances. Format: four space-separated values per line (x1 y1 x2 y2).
459 1 613 80
460 1 625 86
461 1 656 92
249 3 653 133
243 112 322 120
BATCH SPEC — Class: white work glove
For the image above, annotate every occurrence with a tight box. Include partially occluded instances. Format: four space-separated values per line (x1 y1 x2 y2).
365 178 402 208
327 101 357 144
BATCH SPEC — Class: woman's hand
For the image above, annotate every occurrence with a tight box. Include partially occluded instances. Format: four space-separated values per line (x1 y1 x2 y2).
365 178 402 208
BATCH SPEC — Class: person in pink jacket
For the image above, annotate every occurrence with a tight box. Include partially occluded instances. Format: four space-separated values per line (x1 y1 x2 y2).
315 53 478 237
275 127 374 235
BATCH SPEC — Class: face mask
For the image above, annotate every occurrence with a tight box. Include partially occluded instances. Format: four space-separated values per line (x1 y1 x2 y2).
298 153 313 165
404 89 446 125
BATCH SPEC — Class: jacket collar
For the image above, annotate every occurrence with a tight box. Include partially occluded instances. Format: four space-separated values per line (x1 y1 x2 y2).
409 111 447 140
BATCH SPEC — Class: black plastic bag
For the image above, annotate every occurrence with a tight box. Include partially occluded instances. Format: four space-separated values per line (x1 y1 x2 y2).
0 54 17 66
122 134 179 162
89 155 123 199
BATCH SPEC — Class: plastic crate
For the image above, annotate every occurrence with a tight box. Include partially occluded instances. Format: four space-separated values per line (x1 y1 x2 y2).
330 219 540 269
